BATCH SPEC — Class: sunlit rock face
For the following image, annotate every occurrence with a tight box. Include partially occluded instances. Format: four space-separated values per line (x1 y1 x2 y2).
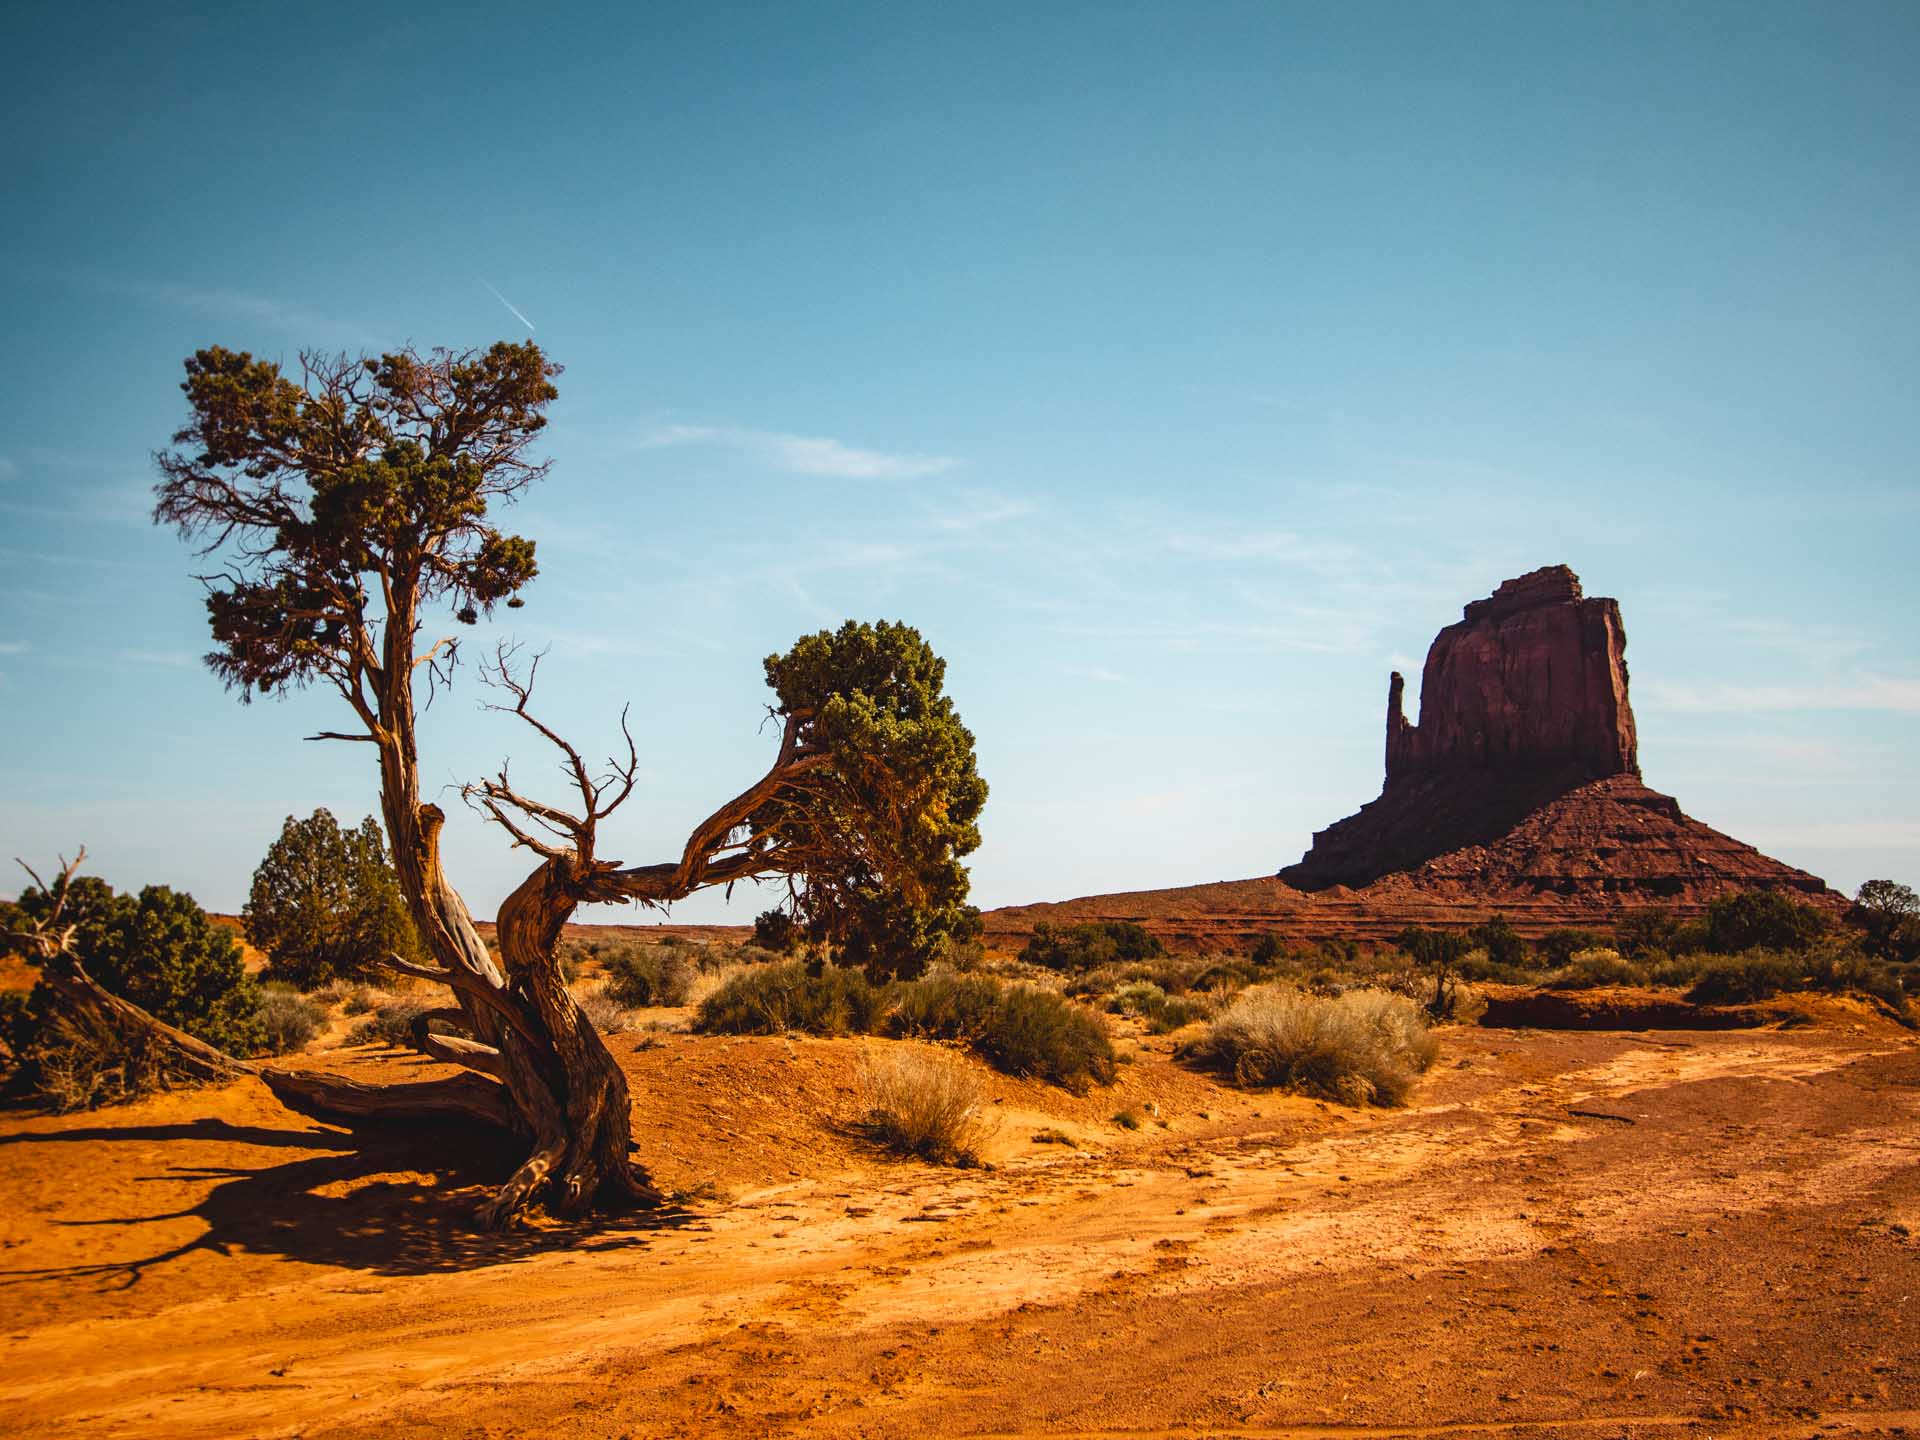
1386 564 1637 787
1281 567 1831 903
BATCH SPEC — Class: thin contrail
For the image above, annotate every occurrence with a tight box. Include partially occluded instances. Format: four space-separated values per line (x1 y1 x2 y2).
480 279 536 332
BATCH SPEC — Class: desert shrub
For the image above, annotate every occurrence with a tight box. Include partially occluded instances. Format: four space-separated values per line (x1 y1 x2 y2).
28 1021 170 1112
1112 1108 1142 1130
1249 933 1284 966
1106 979 1210 1033
13 877 264 1055
855 1051 991 1166
1466 915 1527 969
752 908 803 954
1180 986 1439 1106
244 809 421 987
889 971 1004 1040
346 997 441 1046
1397 925 1474 1014
693 961 890 1037
1544 948 1648 990
576 989 638 1035
1685 951 1804 1004
1192 958 1257 991
1452 946 1530 985
829 892 985 983
969 984 1115 1092
1021 920 1163 973
1536 928 1608 968
890 974 1115 1092
1617 908 1681 959
601 943 695 1008
1108 980 1168 1017
0 988 38 1071
1704 891 1827 954
256 984 327 1054
726 944 785 969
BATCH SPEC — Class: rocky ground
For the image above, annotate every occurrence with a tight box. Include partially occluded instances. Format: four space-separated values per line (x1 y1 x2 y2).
1 1000 1916 1440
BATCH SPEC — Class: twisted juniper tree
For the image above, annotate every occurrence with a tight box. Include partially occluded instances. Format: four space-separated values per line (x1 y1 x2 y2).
155 342 985 1225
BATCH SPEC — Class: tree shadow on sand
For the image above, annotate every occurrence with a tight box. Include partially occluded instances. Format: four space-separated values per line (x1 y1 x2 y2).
0 1111 699 1292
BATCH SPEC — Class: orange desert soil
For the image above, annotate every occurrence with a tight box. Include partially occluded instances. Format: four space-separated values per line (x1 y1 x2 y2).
2 1003 1917 1440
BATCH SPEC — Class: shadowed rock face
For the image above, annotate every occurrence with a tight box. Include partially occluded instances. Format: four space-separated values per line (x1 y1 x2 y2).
1281 567 1834 901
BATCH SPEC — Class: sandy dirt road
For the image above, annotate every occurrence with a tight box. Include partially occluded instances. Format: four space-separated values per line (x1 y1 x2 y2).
2 1017 1916 1440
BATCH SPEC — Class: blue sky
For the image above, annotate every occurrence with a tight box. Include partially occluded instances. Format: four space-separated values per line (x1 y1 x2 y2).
2 1 1916 921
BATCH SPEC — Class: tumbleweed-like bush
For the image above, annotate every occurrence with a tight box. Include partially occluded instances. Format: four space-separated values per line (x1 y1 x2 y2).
1180 985 1439 1106
855 1049 993 1166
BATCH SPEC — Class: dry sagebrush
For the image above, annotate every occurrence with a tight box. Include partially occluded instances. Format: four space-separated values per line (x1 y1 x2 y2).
1181 985 1439 1106
856 1050 994 1166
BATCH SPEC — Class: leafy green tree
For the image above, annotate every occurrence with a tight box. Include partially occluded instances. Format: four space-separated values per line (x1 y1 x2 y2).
244 809 421 987
1704 891 1827 954
1848 880 1920 965
15 878 263 1053
752 620 988 980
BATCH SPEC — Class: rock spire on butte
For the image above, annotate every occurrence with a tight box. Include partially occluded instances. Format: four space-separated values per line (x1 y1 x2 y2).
1282 565 1832 903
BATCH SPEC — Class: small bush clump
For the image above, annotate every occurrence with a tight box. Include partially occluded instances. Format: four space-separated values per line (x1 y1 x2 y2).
1543 948 1648 990
602 943 695 1008
576 989 639 1035
969 984 1116 1092
257 984 328 1054
890 973 1116 1092
1180 986 1439 1106
1021 920 1163 972
1105 979 1210 1033
693 961 890 1037
855 1051 991 1166
1685 950 1816 1005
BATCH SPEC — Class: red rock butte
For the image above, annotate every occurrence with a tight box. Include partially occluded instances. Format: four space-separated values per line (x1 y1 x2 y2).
987 565 1838 947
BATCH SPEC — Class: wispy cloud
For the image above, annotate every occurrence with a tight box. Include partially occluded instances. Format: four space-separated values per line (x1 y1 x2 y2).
1641 676 1920 714
636 423 959 480
111 278 377 347
1063 665 1127 683
0 641 26 656
924 492 1036 532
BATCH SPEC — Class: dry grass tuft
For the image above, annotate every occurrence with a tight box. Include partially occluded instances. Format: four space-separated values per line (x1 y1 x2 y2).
576 987 639 1035
855 1050 994 1166
1180 985 1439 1106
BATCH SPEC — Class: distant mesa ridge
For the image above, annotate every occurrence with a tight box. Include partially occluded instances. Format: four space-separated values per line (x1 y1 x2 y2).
1280 564 1827 902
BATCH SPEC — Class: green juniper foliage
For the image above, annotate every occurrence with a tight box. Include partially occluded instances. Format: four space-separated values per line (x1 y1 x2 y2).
756 620 988 981
244 809 422 987
14 877 264 1054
